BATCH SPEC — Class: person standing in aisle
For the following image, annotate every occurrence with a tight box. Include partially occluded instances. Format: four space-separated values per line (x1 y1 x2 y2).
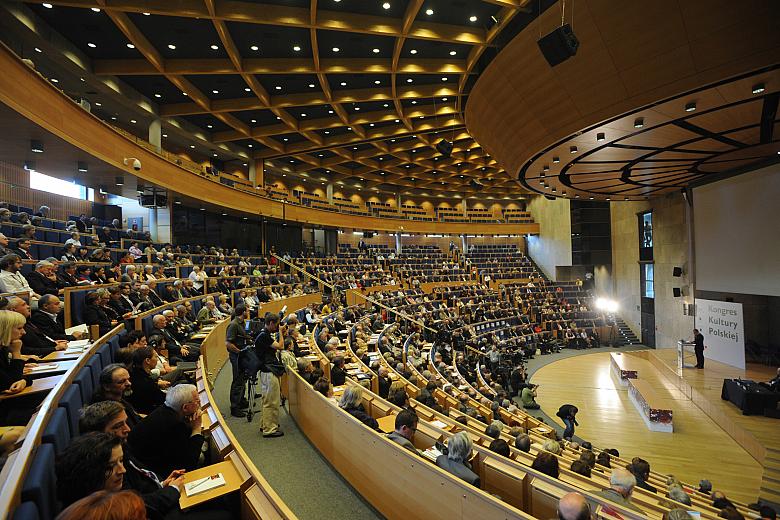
255 312 286 438
693 328 705 369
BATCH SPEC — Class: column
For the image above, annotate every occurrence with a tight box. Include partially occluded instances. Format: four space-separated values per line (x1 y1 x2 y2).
463 193 468 217
326 183 334 204
148 207 157 242
395 191 402 210
148 119 162 153
251 158 264 188
395 232 402 253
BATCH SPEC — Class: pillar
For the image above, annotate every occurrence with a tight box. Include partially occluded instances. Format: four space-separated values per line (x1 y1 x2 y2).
395 232 402 253
148 119 162 153
463 193 468 217
326 183 334 204
251 158 264 188
395 191 402 210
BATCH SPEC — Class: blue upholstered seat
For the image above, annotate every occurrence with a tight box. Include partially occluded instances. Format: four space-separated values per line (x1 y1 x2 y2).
20 444 58 520
41 407 71 456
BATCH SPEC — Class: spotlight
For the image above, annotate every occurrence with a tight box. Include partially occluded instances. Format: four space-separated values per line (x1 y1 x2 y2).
115 176 125 186
570 146 578 154
634 117 644 128
596 132 605 141
685 102 696 112
30 140 44 153
595 298 619 313
752 83 765 94
552 156 560 163
77 161 88 172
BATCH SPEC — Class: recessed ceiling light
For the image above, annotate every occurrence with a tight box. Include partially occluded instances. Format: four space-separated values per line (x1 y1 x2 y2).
244 87 251 92
449 51 456 56
332 47 340 52
126 43 135 49
213 153 218 157
442 97 447 101
301 113 306 117
308 83 315 88
276 116 281 120
168 44 176 50
685 102 696 112
340 81 347 86
354 107 360 110
154 93 162 98
293 45 301 51
91 7 100 12
411 100 417 104
207 124 213 129
142 12 150 16
34 47 42 53
50 78 58 83
210 44 219 50
407 78 413 83
87 42 96 48
410 49 417 54
382 2 391 9
130 119 136 124
752 83 765 94
374 80 381 85
383 103 389 107
250 45 259 51
111 116 117 120
182 92 187 96
248 144 253 148
212 89 219 94
250 119 256 123
553 156 560 163
634 117 644 128
425 8 434 15
469 15 478 22
275 86 282 90
372 48 380 54
570 146 578 153
283 138 288 141
328 110 333 114
94 102 102 106
394 119 399 122
190 145 195 149
370 123 375 126
441 77 448 81
42 3 53 8
324 131 330 134
596 132 605 141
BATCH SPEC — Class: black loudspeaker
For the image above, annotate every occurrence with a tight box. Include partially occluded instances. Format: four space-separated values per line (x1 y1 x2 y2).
436 139 453 157
363 232 374 239
673 287 682 298
673 266 683 277
537 24 579 66
469 179 484 191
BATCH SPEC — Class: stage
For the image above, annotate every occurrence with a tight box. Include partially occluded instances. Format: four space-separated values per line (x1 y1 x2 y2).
531 349 778 504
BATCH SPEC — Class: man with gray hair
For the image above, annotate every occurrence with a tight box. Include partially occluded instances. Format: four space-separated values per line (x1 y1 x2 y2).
31 293 85 340
25 260 60 297
435 431 480 487
7 296 68 356
128 383 206 479
558 491 591 520
514 433 532 453
591 468 645 514
0 232 10 256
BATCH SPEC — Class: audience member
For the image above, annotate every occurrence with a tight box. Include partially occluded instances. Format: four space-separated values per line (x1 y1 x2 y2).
531 451 560 478
591 468 645 514
557 491 591 520
339 385 379 429
55 490 146 520
435 432 480 487
387 408 418 454
55 432 126 509
126 346 166 414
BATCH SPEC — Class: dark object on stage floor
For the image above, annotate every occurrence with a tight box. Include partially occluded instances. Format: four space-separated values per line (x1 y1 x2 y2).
721 379 780 416
436 139 453 157
537 24 579 67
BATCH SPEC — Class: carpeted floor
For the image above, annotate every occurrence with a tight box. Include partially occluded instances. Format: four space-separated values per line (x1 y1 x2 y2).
513 344 647 440
213 366 384 520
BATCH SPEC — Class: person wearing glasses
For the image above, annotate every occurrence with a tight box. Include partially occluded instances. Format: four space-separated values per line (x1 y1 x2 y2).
387 408 419 454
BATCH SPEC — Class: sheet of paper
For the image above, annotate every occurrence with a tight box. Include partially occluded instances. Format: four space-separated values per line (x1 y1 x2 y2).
65 324 88 336
184 473 226 497
67 339 90 348
28 363 59 372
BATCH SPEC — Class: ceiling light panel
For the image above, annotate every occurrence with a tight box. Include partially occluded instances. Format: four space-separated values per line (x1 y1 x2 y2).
315 29 396 59
129 14 227 59
227 23 312 58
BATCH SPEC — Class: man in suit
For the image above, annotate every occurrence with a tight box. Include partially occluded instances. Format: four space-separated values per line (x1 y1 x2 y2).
13 238 34 261
127 384 206 479
30 293 86 341
435 432 480 487
6 296 68 356
57 262 80 288
151 314 200 364
693 328 705 369
387 408 419 454
25 260 60 297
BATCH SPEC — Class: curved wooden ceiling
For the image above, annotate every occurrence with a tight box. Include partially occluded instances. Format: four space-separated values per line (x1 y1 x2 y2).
465 0 780 200
9 0 544 197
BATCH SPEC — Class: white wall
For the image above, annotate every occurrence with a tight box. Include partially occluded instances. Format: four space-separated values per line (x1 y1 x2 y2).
526 196 571 281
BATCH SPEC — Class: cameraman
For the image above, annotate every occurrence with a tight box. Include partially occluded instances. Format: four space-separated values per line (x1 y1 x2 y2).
256 312 286 438
226 304 251 418
521 383 540 410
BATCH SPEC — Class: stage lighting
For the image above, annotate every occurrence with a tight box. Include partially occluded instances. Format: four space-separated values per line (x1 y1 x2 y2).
595 297 619 313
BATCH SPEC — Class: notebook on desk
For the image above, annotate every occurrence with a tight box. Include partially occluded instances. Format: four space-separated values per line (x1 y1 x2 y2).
184 473 226 497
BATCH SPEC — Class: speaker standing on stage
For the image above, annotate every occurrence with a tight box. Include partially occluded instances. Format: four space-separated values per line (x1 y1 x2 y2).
693 328 705 369
256 313 286 438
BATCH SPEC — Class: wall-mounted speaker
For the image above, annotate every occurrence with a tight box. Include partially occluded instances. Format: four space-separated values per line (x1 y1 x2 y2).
537 24 579 66
363 232 374 239
673 287 682 298
436 139 453 157
672 266 683 277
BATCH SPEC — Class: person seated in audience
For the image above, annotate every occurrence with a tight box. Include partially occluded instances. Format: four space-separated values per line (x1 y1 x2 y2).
25 260 60 297
83 290 117 336
0 254 38 299
128 241 143 260
93 363 143 428
64 231 81 248
31 293 85 341
489 438 510 457
759 506 777 520
387 408 419 454
152 314 201 364
712 490 735 510
12 238 34 261
377 365 391 399
90 265 109 285
6 296 67 356
630 457 657 493
557 492 592 520
719 506 745 520
435 431 480 487
56 490 147 520
57 261 80 287
514 433 531 453
128 384 206 479
107 286 133 319
570 459 591 478
196 299 217 326
0 310 28 400
330 356 347 387
56 433 128 511
532 451 560 478
76 246 91 262
0 233 10 257
75 265 95 284
698 479 712 495
667 484 692 506
313 377 333 397
162 283 181 303
127 346 167 414
115 330 147 365
338 384 379 429
217 294 233 316
591 468 645 514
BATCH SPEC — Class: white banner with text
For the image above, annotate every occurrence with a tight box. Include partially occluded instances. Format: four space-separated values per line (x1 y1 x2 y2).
694 299 745 369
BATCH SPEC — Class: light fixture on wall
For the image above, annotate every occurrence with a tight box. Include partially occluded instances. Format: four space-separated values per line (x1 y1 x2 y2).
30 140 44 153
77 161 88 172
115 176 124 186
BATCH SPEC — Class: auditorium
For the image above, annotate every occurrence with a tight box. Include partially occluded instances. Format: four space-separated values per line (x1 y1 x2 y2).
0 1 778 519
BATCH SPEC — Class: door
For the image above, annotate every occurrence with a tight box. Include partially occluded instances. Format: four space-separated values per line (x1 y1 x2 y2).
640 296 655 347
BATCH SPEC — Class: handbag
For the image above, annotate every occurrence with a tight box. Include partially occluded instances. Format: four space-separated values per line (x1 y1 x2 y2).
238 347 262 376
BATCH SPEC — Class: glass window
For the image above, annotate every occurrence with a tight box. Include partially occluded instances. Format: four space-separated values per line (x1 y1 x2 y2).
643 263 655 298
30 171 86 199
642 212 653 248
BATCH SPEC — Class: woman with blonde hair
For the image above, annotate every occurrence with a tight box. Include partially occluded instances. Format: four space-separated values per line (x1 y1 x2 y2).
0 309 27 396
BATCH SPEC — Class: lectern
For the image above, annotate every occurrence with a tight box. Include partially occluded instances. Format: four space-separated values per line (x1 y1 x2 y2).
677 340 696 369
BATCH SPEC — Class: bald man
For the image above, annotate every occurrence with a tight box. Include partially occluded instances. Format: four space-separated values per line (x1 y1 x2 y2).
558 492 591 520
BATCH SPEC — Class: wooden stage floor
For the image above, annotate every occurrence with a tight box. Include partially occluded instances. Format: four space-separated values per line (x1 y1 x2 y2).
530 349 776 504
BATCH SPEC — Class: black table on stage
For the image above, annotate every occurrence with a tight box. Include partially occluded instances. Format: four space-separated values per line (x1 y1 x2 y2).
721 379 780 416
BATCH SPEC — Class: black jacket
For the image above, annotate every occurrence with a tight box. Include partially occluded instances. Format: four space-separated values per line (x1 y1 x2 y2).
20 321 58 356
331 365 346 387
128 405 206 480
556 404 578 424
30 309 74 341
344 404 378 430
0 347 25 392
127 366 166 415
82 303 113 336
25 271 60 296
123 451 181 520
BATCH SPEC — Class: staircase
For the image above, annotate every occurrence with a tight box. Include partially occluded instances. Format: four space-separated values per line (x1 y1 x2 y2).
608 314 641 346
525 256 550 284
760 446 780 509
